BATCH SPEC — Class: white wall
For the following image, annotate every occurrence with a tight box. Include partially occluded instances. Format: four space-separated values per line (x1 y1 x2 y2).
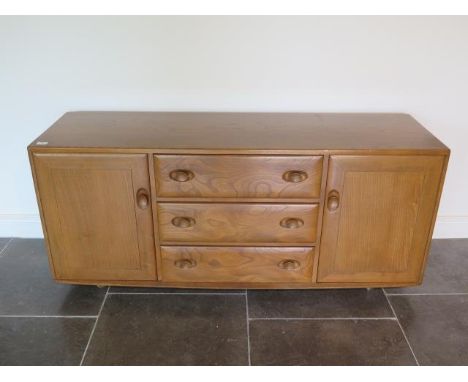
0 16 467 238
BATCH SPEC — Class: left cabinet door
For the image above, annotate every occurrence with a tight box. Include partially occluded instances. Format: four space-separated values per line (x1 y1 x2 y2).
32 153 157 281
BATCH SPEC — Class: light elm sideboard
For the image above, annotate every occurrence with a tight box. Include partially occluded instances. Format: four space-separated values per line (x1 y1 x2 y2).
28 112 449 289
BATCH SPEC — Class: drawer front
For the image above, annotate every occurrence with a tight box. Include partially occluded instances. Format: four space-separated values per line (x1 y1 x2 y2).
154 155 323 199
157 203 319 244
161 246 315 283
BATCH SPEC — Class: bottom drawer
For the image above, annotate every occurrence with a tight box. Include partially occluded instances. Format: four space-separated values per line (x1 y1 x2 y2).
161 246 315 283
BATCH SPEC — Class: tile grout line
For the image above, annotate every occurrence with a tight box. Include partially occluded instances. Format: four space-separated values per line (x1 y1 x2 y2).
79 286 109 366
107 292 246 295
0 238 14 258
386 292 468 296
0 315 97 319
383 289 420 366
248 317 398 321
245 290 251 366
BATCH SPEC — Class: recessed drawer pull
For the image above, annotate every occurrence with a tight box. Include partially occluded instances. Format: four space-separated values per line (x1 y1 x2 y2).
169 169 194 182
278 259 301 270
174 258 197 269
280 217 304 229
283 170 308 183
171 216 196 228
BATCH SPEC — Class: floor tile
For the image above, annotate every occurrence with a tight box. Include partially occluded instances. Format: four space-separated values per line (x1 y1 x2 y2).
109 286 245 294
0 317 94 365
0 239 107 315
385 239 468 294
389 295 468 365
249 319 415 365
83 294 248 365
248 288 393 318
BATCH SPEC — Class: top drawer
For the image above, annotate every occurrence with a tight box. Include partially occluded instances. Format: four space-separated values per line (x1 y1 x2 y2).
154 155 323 199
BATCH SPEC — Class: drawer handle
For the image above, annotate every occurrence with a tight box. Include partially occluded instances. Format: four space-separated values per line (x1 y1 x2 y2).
280 217 304 229
174 258 197 269
327 190 340 212
172 216 196 228
169 169 194 182
136 188 150 209
278 259 301 270
283 170 308 183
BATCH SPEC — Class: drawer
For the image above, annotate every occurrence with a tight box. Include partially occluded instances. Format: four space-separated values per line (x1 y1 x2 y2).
157 203 319 244
161 246 315 283
154 155 323 199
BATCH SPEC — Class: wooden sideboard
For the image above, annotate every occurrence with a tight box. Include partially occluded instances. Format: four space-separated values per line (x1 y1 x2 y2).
28 112 449 289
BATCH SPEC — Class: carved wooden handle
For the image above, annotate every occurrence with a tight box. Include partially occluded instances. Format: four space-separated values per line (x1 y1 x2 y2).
174 259 197 269
169 169 194 182
283 170 308 183
171 216 196 228
278 259 301 270
327 190 340 212
136 188 149 209
280 217 304 229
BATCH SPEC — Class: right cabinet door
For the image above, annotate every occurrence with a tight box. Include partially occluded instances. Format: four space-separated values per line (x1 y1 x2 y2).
318 155 445 283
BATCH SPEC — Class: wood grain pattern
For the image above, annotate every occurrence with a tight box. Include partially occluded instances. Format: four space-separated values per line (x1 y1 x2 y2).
161 246 315 283
30 112 449 152
32 153 157 281
318 155 445 283
154 155 323 199
157 203 319 244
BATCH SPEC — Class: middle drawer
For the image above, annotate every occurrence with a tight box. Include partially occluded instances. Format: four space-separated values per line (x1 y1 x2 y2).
157 203 319 244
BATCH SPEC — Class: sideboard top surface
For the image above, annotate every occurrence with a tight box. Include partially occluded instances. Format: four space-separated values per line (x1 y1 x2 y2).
29 112 448 152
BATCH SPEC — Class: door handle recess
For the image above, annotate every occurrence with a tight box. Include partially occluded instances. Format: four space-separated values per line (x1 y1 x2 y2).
136 188 150 209
327 190 340 212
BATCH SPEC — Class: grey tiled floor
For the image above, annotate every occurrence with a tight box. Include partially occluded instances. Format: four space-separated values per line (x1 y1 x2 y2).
0 238 467 365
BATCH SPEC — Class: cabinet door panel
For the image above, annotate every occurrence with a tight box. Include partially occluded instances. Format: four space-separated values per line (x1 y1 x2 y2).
318 155 444 283
33 154 156 281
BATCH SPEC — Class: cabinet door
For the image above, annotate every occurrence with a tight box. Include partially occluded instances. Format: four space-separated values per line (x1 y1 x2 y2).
318 155 444 283
33 154 156 281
